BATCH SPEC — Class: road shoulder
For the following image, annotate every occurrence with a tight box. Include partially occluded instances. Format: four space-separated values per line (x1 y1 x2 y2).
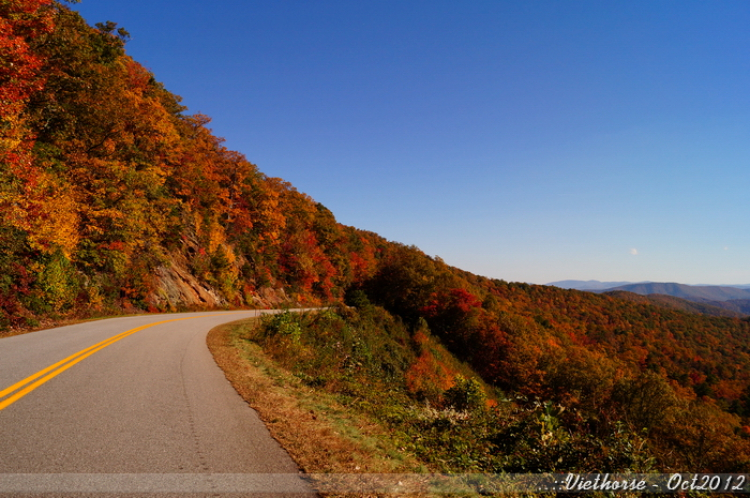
207 318 419 474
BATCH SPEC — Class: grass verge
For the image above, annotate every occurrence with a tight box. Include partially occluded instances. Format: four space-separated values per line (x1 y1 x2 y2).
206 316 426 475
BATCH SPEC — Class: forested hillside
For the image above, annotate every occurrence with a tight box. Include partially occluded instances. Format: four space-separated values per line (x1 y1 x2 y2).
3 0 750 471
0 0 391 325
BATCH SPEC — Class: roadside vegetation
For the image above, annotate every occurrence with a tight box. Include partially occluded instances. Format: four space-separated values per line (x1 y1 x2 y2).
212 303 730 486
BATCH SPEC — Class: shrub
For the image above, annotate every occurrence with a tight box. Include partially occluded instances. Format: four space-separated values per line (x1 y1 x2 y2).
444 374 487 412
264 311 302 343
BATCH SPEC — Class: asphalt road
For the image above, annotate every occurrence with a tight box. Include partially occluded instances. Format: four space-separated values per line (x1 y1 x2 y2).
0 311 315 496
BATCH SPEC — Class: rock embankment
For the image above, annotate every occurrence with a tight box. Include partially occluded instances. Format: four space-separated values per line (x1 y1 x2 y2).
150 262 289 310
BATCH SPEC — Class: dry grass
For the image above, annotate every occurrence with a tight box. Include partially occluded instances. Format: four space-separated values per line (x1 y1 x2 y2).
206 318 424 475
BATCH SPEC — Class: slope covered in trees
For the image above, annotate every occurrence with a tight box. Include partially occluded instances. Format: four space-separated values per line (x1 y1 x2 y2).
3 1 750 471
0 0 389 326
604 290 748 318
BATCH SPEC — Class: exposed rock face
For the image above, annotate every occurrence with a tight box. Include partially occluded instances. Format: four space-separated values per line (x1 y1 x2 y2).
151 264 227 310
149 262 291 311
256 286 288 307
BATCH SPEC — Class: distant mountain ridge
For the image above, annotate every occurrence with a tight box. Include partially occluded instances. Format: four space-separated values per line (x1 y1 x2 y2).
547 281 750 317
547 280 641 290
549 280 750 294
600 282 750 302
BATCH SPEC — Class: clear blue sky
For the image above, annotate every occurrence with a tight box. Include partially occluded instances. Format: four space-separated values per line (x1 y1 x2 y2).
74 0 750 285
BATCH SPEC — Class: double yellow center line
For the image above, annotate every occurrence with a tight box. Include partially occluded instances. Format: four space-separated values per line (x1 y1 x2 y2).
0 315 214 411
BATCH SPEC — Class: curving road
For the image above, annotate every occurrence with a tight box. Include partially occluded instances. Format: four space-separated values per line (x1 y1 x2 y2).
0 311 315 496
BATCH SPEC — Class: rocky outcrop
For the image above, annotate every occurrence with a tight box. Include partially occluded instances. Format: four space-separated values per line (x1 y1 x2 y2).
149 262 292 311
151 264 227 310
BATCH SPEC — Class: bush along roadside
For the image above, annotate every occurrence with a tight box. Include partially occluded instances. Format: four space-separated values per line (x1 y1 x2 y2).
240 304 656 475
